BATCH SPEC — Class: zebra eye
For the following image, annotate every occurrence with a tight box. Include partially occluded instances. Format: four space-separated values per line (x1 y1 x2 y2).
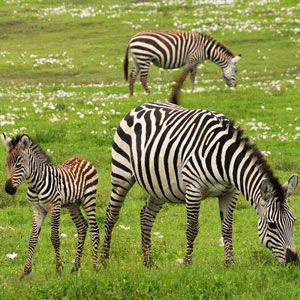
268 222 277 229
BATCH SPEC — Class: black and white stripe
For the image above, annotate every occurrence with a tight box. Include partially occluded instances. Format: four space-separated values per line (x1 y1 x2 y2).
124 30 241 95
101 101 298 266
2 133 99 277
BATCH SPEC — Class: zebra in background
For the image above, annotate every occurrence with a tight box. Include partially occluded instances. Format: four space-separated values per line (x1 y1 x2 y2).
101 94 298 267
2 133 99 277
123 30 241 96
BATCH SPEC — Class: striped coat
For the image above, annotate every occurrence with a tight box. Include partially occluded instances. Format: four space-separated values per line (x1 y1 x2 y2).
124 30 241 95
2 133 99 277
101 97 298 266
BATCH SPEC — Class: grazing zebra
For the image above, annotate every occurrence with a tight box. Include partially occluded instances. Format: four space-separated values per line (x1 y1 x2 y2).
101 95 298 267
2 133 99 277
123 30 241 96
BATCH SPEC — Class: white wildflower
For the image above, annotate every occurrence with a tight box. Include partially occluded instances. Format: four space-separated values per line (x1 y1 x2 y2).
219 237 224 246
119 224 130 230
6 252 18 260
153 232 163 238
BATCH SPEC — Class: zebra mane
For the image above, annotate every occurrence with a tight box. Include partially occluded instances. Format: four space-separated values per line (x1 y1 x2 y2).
199 32 235 58
10 134 52 164
169 91 284 202
226 122 285 202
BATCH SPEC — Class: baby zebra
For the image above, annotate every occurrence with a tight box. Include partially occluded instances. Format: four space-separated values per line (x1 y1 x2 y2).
2 133 99 277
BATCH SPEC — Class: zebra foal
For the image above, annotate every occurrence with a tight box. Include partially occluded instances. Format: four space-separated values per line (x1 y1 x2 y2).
101 96 298 267
2 133 99 277
124 30 241 96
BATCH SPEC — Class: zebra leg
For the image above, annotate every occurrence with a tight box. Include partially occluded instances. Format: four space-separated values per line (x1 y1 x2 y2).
129 57 140 96
190 67 197 90
129 69 138 96
21 207 47 278
140 76 150 94
50 204 63 275
140 195 163 267
184 187 201 265
140 64 151 94
101 181 134 265
67 205 88 272
82 197 99 271
218 190 239 265
171 69 189 101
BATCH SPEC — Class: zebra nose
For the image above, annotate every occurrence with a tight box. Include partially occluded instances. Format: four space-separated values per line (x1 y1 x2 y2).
285 248 298 264
5 180 17 195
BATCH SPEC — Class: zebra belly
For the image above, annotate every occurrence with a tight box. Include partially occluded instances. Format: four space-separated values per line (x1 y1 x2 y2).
135 175 187 204
152 59 186 70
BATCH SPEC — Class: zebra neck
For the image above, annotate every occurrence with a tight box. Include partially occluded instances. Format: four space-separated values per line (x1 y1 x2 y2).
222 144 267 209
28 159 56 191
208 50 232 68
230 154 279 213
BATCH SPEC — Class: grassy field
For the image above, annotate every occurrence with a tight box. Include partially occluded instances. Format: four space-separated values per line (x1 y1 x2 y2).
0 0 300 299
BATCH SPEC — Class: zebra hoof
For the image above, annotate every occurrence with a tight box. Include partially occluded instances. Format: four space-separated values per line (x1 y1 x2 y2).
20 267 32 279
100 254 109 267
224 258 235 267
143 259 157 269
71 262 81 273
20 271 31 280
56 265 63 276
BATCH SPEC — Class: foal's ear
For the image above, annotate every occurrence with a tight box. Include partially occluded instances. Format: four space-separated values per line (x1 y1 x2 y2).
232 55 241 64
283 174 298 198
20 135 30 150
1 132 12 150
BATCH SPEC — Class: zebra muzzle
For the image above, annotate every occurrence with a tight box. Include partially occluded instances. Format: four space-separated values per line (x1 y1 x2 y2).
285 248 298 265
5 180 17 195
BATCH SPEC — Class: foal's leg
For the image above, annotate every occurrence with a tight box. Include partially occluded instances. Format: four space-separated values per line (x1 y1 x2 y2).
22 207 47 278
67 205 88 272
82 196 99 271
50 204 63 275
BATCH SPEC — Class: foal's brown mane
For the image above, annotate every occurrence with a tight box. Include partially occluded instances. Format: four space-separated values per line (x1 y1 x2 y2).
10 134 52 164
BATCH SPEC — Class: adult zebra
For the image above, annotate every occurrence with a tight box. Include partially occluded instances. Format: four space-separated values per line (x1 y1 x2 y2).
124 30 241 96
101 95 298 267
2 133 99 277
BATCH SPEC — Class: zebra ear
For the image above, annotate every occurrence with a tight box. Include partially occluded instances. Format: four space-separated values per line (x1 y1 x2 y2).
20 135 30 150
232 55 241 64
283 174 298 197
1 132 12 150
260 179 272 204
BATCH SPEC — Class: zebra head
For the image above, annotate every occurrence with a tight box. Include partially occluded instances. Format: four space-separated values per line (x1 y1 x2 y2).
257 174 298 264
1 133 31 195
222 55 241 87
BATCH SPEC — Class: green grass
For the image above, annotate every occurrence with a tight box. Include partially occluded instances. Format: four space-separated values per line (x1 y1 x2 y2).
0 0 300 299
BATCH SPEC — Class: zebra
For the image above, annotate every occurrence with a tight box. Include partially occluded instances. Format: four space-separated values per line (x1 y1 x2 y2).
1 133 99 277
123 30 241 96
101 94 298 267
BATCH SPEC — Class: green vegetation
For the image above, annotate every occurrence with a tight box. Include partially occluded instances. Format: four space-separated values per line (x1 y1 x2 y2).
0 0 300 299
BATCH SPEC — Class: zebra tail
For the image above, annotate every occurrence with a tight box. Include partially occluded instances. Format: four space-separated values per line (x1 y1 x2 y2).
123 46 129 82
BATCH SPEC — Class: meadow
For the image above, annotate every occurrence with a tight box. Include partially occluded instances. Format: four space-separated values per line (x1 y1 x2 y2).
0 0 300 299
